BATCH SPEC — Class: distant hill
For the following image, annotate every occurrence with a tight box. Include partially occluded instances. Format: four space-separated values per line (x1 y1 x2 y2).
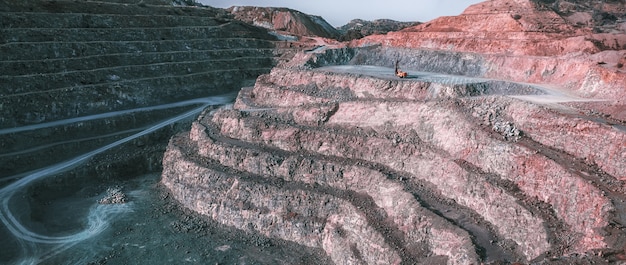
228 6 341 39
337 19 421 41
85 0 202 5
533 0 626 33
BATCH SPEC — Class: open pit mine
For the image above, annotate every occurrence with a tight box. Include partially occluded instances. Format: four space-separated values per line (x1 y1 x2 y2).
1 0 626 264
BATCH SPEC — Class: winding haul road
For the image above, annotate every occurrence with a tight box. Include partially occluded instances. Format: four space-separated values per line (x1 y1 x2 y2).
318 65 603 103
0 94 235 264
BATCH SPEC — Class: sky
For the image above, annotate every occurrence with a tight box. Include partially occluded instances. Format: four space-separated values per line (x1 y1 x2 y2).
199 0 484 27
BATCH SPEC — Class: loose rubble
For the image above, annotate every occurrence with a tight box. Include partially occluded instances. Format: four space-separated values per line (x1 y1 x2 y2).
98 187 127 205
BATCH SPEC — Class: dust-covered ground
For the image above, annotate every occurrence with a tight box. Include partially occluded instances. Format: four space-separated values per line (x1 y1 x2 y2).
0 173 331 265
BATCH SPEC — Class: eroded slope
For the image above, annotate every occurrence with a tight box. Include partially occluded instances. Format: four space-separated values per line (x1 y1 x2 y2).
0 0 282 179
162 62 626 264
161 0 626 264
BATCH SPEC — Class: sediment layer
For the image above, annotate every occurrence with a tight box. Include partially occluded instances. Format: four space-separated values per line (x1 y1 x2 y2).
0 0 282 178
163 62 626 263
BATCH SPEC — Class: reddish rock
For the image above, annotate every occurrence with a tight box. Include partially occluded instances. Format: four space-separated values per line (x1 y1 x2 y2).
228 6 340 39
350 0 626 101
162 1 626 264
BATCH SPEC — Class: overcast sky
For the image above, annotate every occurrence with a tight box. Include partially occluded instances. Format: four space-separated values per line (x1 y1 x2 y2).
199 0 484 26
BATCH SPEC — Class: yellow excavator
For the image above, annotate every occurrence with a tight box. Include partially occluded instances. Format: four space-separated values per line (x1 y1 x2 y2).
395 59 408 78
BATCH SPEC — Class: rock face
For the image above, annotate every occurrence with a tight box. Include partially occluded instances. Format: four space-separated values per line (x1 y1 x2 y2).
0 0 279 179
352 0 626 102
228 6 341 40
536 0 626 33
162 0 626 264
163 63 626 264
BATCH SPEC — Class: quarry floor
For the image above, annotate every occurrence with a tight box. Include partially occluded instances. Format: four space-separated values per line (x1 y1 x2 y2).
320 65 601 104
0 174 331 265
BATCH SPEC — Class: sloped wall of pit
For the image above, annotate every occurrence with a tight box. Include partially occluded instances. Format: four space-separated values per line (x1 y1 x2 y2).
0 0 280 179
